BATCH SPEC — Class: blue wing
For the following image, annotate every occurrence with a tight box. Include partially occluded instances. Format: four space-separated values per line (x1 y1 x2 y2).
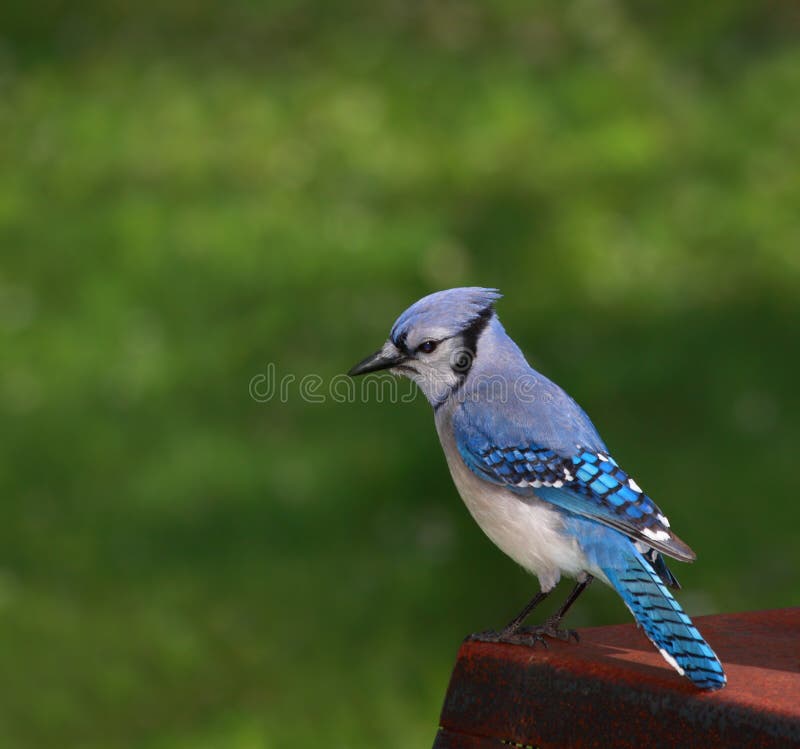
452 381 696 563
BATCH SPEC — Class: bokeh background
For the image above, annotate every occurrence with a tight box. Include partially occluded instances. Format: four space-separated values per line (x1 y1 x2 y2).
2 1 799 747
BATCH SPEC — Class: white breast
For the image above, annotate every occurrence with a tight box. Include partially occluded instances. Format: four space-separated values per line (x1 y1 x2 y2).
435 408 589 592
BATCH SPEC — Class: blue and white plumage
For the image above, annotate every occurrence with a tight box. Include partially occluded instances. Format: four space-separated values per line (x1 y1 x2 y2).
348 287 726 690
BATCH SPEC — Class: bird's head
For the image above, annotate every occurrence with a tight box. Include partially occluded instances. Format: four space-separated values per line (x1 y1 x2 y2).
347 287 501 406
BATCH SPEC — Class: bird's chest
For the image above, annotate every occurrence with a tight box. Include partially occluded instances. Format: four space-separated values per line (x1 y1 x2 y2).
435 411 585 590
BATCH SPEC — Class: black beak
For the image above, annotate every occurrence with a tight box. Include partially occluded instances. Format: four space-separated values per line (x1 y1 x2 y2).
347 347 405 377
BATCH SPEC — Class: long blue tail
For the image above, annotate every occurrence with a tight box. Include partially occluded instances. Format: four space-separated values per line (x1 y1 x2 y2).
602 548 726 690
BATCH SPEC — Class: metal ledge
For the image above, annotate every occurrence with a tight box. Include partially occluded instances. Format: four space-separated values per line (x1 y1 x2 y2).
434 608 800 748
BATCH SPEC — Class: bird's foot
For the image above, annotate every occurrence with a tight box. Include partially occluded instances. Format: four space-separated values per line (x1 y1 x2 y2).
466 617 579 647
520 619 580 644
466 628 549 648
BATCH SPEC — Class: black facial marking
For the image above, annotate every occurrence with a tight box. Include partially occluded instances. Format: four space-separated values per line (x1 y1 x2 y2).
452 305 494 379
393 331 410 355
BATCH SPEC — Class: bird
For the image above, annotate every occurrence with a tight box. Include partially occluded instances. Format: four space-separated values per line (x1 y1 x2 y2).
347 287 726 690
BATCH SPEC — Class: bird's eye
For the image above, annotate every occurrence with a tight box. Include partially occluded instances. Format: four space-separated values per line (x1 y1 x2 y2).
418 340 438 354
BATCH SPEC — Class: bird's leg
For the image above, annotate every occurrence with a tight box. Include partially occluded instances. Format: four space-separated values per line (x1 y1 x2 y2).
552 574 594 624
466 590 550 645
500 590 550 636
520 575 594 643
466 576 595 647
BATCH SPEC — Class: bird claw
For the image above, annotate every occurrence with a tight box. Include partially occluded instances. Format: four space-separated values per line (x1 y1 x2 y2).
565 626 580 642
466 628 550 648
522 621 580 643
513 630 550 648
466 619 579 647
465 629 502 643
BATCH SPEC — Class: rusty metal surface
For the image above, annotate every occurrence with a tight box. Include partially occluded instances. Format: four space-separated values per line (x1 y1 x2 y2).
436 608 800 749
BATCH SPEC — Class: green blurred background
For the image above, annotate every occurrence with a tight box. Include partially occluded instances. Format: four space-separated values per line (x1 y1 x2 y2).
1 1 799 747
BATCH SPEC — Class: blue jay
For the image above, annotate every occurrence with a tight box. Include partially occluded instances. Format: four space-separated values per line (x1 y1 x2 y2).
348 287 725 690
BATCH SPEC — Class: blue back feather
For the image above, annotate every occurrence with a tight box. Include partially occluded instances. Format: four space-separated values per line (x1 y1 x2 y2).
453 390 696 562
